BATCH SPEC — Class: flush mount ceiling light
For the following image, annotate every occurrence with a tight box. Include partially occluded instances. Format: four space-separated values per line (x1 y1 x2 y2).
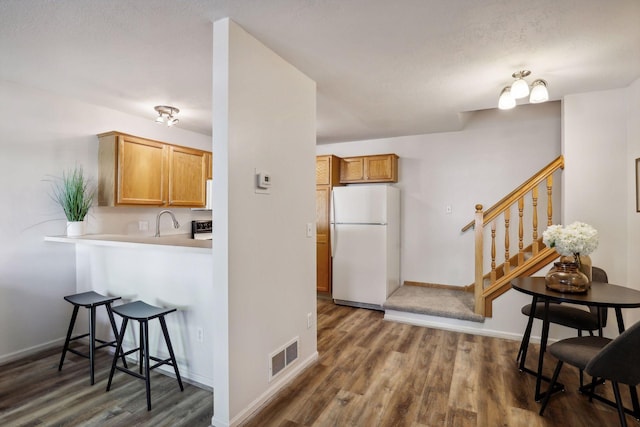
498 70 549 110
154 105 179 127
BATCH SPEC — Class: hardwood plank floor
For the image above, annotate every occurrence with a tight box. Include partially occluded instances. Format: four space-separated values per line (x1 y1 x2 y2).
243 299 631 427
0 345 212 426
1 300 632 426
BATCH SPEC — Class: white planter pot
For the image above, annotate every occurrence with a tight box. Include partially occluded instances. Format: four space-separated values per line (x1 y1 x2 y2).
66 221 85 237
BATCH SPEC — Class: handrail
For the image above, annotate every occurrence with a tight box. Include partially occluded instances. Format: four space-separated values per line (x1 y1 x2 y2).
461 155 564 232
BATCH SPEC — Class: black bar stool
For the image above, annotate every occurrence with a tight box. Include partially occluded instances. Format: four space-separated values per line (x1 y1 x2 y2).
106 300 184 411
59 291 125 385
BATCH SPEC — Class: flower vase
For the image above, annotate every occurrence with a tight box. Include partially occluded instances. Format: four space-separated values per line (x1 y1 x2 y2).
66 221 85 237
545 260 590 293
558 255 592 281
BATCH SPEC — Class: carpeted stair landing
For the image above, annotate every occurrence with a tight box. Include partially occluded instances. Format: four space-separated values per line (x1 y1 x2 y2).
383 285 485 323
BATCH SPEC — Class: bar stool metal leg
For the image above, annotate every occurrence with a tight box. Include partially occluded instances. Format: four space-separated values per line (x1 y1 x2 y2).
59 305 80 372
89 305 97 384
107 318 128 392
160 316 184 391
143 320 151 410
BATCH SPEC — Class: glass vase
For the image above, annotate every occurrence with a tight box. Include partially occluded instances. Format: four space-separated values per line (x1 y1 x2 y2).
558 254 592 281
545 260 590 293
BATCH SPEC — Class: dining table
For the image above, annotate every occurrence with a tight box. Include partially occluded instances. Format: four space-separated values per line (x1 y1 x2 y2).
511 276 640 410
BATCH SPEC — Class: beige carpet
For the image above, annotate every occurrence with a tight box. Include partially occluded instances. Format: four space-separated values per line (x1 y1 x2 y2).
383 285 485 323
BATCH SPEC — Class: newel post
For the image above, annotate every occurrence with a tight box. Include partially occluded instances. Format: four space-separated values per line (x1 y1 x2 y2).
474 204 485 316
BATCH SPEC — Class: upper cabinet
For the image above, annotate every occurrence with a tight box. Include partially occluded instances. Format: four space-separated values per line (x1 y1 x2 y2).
167 145 208 207
98 131 211 208
339 154 399 183
316 154 341 186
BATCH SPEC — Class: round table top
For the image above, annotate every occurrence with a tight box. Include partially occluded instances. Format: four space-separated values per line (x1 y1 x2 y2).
511 276 640 308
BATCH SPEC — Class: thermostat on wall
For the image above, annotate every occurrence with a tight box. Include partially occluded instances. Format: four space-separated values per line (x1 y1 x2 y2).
255 169 271 194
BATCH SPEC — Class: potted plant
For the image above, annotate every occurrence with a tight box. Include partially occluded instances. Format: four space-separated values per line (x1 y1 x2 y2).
50 166 96 236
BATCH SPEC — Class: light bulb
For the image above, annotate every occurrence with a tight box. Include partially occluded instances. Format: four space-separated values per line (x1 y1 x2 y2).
498 87 516 110
529 79 549 103
510 78 530 99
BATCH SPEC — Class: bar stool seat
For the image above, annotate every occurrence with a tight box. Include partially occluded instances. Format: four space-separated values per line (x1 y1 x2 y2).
106 300 184 411
59 290 125 385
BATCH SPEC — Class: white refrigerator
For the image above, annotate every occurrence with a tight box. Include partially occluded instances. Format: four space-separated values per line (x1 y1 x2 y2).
331 184 400 310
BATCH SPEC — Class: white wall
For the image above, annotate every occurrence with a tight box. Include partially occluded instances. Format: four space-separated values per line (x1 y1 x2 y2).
0 79 211 362
212 19 317 427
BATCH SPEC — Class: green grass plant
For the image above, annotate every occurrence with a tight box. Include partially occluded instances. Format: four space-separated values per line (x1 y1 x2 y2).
51 166 96 222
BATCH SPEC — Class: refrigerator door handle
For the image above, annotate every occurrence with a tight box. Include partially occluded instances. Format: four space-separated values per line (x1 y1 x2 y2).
331 189 336 257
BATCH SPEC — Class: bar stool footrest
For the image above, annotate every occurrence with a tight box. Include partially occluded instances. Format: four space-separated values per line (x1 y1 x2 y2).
115 365 146 381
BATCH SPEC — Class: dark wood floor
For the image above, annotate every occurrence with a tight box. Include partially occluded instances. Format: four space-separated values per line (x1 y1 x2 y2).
1 301 633 426
0 344 212 426
242 299 632 427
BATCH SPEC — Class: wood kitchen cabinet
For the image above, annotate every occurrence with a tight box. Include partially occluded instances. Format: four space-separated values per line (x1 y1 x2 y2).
316 155 342 293
339 154 399 183
98 131 211 208
205 152 213 180
167 145 208 207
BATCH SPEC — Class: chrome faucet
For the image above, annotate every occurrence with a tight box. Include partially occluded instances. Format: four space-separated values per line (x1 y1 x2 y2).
155 210 180 237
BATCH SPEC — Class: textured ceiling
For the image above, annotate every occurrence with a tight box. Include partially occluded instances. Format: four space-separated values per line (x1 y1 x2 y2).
1 0 639 143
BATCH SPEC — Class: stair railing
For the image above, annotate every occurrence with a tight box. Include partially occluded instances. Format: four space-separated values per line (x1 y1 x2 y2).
462 155 565 316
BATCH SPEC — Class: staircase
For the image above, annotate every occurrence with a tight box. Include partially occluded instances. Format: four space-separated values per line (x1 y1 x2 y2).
384 155 565 321
466 155 564 317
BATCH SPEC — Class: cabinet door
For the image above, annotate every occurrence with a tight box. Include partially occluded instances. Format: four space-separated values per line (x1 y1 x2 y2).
117 135 167 205
365 154 398 182
316 156 331 185
168 146 207 207
316 186 331 292
340 157 365 183
205 152 213 180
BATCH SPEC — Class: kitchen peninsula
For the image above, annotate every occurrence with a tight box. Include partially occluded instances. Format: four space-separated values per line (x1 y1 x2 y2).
45 233 214 388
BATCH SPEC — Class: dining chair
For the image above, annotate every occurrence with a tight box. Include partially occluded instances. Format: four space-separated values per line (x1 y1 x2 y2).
539 319 640 427
517 266 609 378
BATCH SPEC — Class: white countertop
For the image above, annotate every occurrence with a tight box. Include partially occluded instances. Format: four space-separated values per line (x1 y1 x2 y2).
45 233 212 253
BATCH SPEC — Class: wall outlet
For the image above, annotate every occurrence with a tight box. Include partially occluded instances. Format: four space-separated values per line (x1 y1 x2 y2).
307 312 312 329
138 220 149 231
196 327 204 343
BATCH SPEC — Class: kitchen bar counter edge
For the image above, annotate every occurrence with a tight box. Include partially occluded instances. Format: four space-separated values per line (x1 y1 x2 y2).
45 234 212 253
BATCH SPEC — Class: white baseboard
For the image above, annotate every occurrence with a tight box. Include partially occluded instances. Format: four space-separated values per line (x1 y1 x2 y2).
0 338 64 365
384 310 546 344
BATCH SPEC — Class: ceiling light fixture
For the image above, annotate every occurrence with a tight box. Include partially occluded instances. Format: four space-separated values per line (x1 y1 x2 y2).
498 70 549 110
154 105 180 127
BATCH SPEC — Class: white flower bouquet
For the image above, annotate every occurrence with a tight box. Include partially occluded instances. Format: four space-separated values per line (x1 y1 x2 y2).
542 222 599 264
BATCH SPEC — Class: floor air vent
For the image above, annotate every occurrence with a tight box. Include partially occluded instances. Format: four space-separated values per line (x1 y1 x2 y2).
269 337 298 381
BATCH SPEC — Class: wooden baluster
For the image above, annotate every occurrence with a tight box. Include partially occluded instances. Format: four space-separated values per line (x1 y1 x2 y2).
546 175 553 226
532 186 539 255
491 222 496 283
474 204 484 316
518 197 524 265
504 208 510 274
